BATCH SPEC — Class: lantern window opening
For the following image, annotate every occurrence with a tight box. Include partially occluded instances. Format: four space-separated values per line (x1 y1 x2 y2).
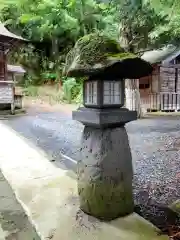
103 81 121 105
85 81 97 105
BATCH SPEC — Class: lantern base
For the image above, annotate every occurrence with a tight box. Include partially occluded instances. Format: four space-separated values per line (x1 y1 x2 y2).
73 107 137 128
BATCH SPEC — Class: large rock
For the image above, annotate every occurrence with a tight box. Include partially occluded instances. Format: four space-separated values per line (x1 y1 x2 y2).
63 32 153 79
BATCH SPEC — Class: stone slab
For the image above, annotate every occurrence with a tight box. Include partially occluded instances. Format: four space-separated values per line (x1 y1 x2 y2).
0 122 168 240
73 107 137 127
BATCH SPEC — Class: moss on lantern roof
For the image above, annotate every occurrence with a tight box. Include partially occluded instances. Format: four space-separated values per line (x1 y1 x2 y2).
106 52 136 59
63 32 153 79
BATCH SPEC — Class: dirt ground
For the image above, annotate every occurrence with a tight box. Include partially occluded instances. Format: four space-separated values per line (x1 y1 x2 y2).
24 97 78 115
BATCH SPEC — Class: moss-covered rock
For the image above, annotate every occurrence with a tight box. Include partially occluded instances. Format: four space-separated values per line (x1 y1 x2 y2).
63 32 153 79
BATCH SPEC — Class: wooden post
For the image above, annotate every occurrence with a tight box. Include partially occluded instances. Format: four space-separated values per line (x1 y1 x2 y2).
11 83 15 115
11 102 15 115
175 67 178 93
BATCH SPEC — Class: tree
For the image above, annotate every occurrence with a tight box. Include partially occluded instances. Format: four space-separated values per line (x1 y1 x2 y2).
0 0 117 84
0 0 177 98
150 0 180 46
110 0 167 117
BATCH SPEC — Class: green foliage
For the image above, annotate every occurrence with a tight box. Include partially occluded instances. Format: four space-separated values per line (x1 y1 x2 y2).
146 0 180 45
62 77 80 103
1 0 180 104
116 0 168 52
74 88 83 105
42 72 57 80
0 0 118 87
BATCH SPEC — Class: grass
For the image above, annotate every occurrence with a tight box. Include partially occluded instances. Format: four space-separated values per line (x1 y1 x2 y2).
22 84 64 104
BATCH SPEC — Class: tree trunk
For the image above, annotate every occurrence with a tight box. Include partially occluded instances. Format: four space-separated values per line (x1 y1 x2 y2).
119 22 142 118
125 79 143 118
52 38 62 83
80 0 87 36
52 38 58 60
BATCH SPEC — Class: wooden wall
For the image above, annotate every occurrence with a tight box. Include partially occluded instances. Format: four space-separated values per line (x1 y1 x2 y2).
159 63 180 93
160 67 176 92
176 68 180 93
0 51 6 81
139 64 180 94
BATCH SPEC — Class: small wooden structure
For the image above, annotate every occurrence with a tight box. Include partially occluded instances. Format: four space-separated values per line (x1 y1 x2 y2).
7 64 26 80
7 65 26 109
127 45 180 112
0 23 26 114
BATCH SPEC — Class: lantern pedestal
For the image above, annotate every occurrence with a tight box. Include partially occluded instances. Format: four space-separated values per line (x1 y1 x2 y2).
73 107 137 220
73 107 137 128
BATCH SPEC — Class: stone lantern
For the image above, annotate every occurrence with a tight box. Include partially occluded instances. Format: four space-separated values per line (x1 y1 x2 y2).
64 32 153 220
73 80 138 220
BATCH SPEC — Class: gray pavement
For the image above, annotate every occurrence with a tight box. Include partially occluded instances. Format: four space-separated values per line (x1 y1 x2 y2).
3 109 180 227
0 171 40 240
4 111 81 171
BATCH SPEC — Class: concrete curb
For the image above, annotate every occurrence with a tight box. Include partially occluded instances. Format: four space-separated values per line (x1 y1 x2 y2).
0 169 40 239
0 124 47 239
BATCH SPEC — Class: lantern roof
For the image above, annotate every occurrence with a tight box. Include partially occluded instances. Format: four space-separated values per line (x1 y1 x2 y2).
0 23 26 42
88 57 153 80
64 32 153 79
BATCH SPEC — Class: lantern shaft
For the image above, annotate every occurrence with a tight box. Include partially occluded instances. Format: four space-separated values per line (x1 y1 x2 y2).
78 126 134 220
73 106 137 219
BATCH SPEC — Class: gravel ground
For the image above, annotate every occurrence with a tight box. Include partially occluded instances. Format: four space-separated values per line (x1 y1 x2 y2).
3 110 180 230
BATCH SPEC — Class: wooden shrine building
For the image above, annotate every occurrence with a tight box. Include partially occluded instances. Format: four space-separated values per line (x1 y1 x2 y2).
140 45 180 112
0 23 26 113
127 45 180 113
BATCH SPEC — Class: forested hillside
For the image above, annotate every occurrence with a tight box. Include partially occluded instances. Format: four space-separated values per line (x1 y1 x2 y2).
0 0 179 103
